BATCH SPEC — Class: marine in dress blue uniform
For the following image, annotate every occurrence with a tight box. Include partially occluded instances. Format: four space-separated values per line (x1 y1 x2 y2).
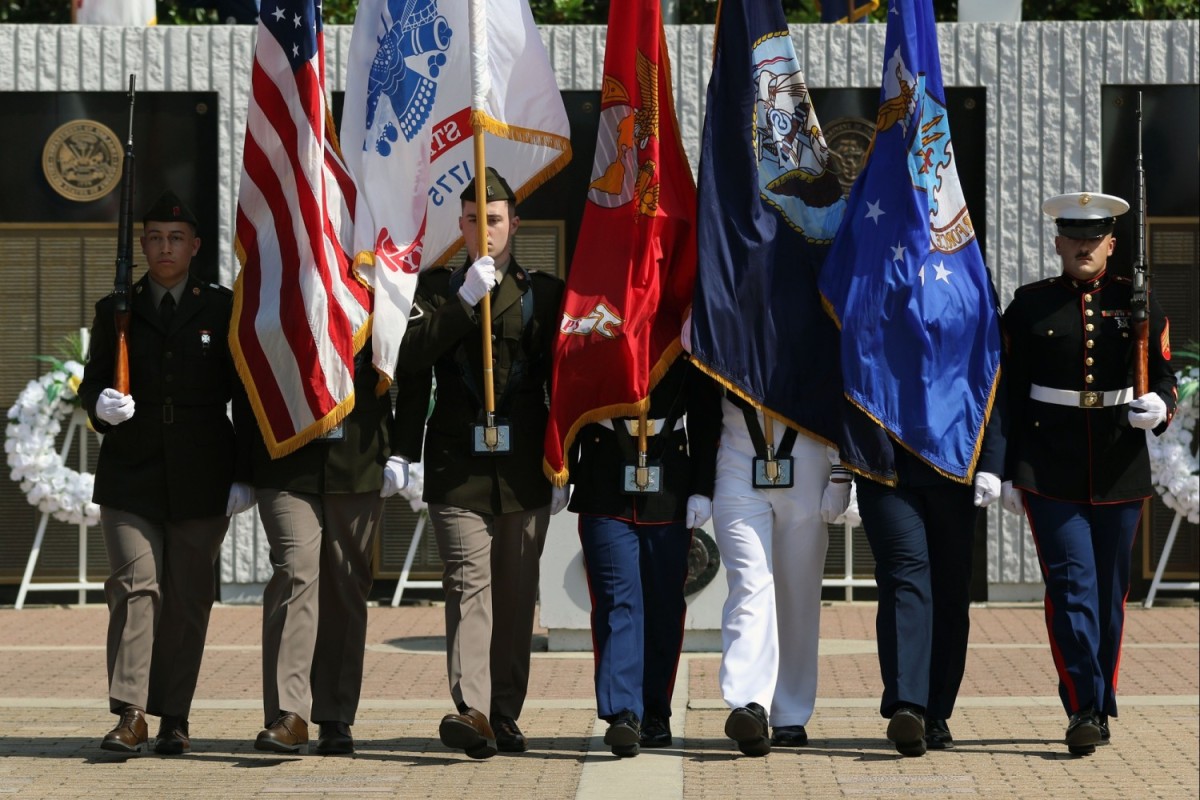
557 357 721 756
1002 192 1177 755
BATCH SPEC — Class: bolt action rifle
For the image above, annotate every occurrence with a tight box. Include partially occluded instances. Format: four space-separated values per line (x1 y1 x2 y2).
1131 91 1149 397
112 74 136 394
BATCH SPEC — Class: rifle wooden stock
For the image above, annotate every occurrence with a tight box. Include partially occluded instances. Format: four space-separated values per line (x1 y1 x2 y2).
114 313 131 395
1133 318 1149 396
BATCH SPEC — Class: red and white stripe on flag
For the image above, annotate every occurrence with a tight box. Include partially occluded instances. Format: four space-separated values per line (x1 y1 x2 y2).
231 0 370 459
341 0 571 389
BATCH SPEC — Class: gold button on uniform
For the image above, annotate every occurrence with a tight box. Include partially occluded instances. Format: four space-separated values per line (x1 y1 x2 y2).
1086 309 1094 317
1086 374 1095 384
1086 357 1094 366
1084 294 1093 303
1086 323 1095 332
1087 340 1095 348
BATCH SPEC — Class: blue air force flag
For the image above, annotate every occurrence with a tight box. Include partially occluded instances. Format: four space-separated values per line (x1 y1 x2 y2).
818 0 1001 482
690 0 847 443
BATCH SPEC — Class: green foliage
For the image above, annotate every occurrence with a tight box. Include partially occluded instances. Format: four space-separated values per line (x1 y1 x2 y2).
0 0 67 23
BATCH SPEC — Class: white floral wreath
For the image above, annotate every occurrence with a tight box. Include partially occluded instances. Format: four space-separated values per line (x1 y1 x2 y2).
4 360 101 527
1147 365 1199 525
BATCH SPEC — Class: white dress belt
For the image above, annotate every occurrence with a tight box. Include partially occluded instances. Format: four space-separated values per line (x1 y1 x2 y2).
596 418 684 435
1030 384 1134 408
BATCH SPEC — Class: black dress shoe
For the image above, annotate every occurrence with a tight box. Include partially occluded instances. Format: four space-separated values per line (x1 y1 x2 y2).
490 715 527 753
439 708 497 759
924 718 953 750
725 702 770 757
1065 709 1101 755
315 721 354 755
770 725 808 747
255 711 309 754
640 713 672 748
101 706 148 753
1098 714 1110 744
886 707 926 757
154 716 191 755
604 710 641 758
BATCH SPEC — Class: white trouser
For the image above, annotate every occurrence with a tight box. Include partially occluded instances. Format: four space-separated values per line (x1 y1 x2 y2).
712 399 830 727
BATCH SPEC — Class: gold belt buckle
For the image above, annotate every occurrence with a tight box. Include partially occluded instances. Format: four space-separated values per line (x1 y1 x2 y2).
1079 391 1101 408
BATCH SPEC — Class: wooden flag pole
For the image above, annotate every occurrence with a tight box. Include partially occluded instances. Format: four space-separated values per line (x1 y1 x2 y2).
472 131 497 433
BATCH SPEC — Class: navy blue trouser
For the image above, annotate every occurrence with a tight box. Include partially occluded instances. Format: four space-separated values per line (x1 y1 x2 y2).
578 515 691 722
856 478 977 720
1024 492 1142 718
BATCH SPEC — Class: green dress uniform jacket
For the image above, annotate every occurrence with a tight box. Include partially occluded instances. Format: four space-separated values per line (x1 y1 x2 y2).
80 274 238 522
241 345 393 494
394 258 563 515
1003 272 1177 503
567 357 722 522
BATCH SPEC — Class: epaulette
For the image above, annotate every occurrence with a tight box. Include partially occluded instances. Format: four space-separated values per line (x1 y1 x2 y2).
1014 276 1059 294
206 282 234 296
1111 275 1132 285
528 268 564 284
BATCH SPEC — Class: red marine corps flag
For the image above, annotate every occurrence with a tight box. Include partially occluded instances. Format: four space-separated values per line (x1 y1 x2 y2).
543 0 698 484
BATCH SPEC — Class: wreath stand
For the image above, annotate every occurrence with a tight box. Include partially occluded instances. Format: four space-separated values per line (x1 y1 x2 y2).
15 407 105 609
1143 510 1200 608
389 509 438 607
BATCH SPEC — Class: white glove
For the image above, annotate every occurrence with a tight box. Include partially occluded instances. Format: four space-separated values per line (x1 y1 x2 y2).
380 456 410 498
685 494 712 529
225 482 256 516
1128 391 1167 430
820 478 852 524
1000 481 1024 515
973 471 1001 507
550 484 571 515
457 255 496 306
95 388 135 425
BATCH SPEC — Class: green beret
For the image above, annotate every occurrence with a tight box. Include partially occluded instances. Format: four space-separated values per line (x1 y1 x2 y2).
460 167 516 204
142 190 199 228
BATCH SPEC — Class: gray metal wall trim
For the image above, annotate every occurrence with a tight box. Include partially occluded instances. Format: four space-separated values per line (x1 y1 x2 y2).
1 20 1196 585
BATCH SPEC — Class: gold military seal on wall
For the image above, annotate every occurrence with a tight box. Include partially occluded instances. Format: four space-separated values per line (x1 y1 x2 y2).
41 120 124 202
823 116 876 199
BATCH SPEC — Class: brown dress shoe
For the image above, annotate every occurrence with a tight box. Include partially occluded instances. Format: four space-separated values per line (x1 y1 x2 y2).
315 721 354 755
101 707 148 753
154 716 191 755
439 708 497 759
255 712 309 754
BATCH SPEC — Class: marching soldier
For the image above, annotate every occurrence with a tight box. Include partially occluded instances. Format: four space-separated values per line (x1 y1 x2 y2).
392 168 563 759
555 356 721 757
246 341 398 757
80 190 253 755
1002 191 1177 755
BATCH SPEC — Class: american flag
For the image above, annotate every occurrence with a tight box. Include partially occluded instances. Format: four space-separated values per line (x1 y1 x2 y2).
231 0 370 458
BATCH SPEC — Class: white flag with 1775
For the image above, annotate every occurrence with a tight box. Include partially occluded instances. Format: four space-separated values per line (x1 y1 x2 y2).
342 0 571 387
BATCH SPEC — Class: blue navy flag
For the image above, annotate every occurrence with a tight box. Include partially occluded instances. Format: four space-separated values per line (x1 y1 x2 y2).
689 0 847 444
818 0 1001 482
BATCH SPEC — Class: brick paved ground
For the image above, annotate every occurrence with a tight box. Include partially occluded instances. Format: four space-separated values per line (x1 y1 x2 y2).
0 602 1195 799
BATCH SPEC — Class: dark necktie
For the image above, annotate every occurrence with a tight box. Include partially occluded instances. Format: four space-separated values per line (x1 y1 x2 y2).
159 292 176 330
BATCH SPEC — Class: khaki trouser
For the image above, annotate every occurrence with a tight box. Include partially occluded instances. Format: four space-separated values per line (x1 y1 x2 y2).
101 507 228 718
428 503 549 721
258 490 382 727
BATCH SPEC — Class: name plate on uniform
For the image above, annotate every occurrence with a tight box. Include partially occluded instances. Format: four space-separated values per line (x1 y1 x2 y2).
622 461 663 494
319 422 345 441
752 456 794 489
471 421 512 455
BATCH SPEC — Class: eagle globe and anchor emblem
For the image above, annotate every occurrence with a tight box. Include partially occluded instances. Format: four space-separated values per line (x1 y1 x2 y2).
41 119 124 202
